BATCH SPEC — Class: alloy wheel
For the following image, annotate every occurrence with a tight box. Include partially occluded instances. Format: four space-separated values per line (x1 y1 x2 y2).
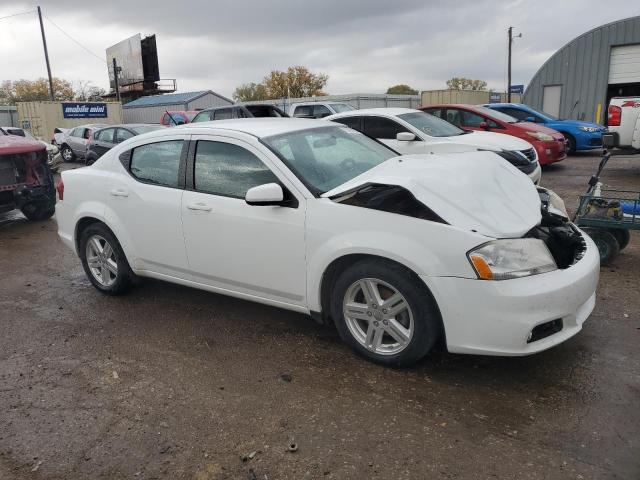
85 234 118 286
62 147 73 161
343 278 414 355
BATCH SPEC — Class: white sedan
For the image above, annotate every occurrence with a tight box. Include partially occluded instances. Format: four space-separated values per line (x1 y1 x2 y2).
326 108 542 183
55 119 598 366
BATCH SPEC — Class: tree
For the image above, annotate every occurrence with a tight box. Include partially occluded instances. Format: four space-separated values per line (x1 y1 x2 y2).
262 66 328 99
446 77 488 91
233 82 268 102
0 78 75 103
74 80 106 102
386 84 418 95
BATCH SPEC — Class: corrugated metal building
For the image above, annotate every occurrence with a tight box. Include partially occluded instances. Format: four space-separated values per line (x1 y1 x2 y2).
122 90 233 123
0 106 18 127
523 16 640 124
241 93 421 113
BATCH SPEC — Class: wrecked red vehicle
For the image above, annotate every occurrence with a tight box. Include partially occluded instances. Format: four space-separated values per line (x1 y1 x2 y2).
0 130 56 221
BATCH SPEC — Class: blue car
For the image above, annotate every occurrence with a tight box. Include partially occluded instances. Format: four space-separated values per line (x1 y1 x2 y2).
483 103 605 154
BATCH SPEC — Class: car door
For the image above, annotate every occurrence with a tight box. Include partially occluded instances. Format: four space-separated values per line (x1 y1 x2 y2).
115 128 135 145
181 135 307 307
361 115 426 154
68 128 86 156
105 135 190 278
93 128 116 159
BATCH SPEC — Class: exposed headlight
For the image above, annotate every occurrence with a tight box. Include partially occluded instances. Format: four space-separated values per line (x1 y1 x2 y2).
547 189 568 217
468 239 557 280
526 131 554 142
578 126 599 133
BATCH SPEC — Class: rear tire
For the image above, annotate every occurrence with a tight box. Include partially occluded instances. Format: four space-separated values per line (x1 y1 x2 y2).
329 259 441 367
21 203 55 221
79 223 135 295
584 228 619 265
61 145 75 162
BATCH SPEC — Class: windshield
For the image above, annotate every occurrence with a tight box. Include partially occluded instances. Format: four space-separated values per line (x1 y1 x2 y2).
263 126 396 195
330 103 355 113
131 125 165 134
398 111 465 137
474 106 518 123
523 106 559 121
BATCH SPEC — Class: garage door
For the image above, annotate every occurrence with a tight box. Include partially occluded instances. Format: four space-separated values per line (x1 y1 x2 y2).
542 85 562 118
609 44 640 84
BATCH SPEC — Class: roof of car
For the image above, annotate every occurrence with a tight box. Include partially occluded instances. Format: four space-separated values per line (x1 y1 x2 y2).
484 103 524 108
328 107 419 118
96 123 162 130
171 118 338 138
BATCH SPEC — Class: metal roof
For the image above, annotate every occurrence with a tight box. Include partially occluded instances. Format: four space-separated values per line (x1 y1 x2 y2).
123 90 225 108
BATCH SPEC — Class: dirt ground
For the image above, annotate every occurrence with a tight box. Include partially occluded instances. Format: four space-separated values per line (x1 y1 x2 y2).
0 153 638 480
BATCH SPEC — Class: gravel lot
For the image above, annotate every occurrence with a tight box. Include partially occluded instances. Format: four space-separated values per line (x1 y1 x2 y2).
1 153 638 480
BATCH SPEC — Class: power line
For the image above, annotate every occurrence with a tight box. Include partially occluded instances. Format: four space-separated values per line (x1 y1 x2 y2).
0 9 35 21
43 14 107 64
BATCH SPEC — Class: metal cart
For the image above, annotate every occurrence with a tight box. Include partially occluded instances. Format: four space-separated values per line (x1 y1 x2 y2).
573 152 638 265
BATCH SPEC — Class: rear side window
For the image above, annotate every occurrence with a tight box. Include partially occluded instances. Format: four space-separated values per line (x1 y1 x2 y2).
213 108 233 120
497 107 530 121
362 116 409 139
332 116 362 131
98 128 115 143
194 141 279 198
313 105 332 118
292 105 313 117
130 140 183 188
116 129 134 143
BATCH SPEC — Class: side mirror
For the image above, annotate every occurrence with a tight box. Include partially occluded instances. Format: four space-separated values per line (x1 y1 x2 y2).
245 183 284 206
396 132 416 141
479 121 489 129
525 116 536 123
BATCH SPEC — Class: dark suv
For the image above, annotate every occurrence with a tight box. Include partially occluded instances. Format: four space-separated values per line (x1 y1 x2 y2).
85 124 165 166
191 104 288 122
0 130 56 221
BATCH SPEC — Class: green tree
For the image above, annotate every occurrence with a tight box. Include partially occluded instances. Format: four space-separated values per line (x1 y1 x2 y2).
386 84 418 95
262 66 328 99
0 78 75 103
446 77 488 91
233 82 268 102
74 80 106 102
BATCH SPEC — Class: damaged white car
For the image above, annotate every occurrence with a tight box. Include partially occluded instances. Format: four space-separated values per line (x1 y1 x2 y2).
55 119 599 367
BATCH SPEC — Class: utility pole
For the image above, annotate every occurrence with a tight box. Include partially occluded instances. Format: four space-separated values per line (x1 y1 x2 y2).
112 58 122 103
37 6 54 101
507 26 522 103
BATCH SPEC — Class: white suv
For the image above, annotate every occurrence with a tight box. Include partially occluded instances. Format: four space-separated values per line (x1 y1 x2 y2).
289 102 355 119
55 119 598 366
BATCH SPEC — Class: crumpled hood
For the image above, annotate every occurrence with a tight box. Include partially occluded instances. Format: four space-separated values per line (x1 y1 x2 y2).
447 130 534 151
323 152 542 238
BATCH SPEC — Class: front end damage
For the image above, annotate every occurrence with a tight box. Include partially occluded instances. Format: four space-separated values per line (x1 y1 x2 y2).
0 148 56 218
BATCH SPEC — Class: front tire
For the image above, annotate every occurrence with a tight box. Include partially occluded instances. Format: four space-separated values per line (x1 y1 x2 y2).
562 133 576 155
79 223 135 295
61 145 75 162
330 259 441 367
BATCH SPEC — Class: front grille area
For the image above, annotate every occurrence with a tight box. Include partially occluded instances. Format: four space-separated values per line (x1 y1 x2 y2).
528 319 563 343
519 148 537 162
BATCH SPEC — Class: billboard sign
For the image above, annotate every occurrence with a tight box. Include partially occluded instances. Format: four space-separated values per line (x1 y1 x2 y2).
62 103 108 119
489 92 502 103
509 84 524 94
106 34 144 88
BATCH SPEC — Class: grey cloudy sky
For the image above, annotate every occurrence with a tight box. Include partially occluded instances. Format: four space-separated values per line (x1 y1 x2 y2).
1 1 638 98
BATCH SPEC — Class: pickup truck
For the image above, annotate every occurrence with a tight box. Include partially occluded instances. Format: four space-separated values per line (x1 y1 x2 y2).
605 97 640 151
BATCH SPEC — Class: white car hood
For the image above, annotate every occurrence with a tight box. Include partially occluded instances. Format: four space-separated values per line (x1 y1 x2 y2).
444 130 533 151
323 152 541 238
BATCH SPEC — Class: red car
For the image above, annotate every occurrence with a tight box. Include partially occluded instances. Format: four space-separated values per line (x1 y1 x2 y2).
0 130 56 220
160 111 199 126
420 104 567 166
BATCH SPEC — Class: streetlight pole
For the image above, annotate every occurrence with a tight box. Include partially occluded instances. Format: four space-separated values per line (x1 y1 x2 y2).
507 26 522 103
37 6 54 101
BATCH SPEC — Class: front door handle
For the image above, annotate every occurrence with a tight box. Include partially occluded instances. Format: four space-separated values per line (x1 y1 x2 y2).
187 202 212 212
110 188 129 197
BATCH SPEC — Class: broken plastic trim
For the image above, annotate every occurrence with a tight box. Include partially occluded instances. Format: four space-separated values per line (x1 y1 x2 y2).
330 183 448 223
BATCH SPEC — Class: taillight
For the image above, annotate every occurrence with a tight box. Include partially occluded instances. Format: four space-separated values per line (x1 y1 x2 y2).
608 105 621 126
56 180 64 201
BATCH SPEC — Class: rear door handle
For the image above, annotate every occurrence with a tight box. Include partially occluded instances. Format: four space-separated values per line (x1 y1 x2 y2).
187 202 212 212
110 188 129 197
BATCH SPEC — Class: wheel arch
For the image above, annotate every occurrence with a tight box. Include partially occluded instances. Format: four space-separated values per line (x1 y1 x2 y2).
74 215 136 269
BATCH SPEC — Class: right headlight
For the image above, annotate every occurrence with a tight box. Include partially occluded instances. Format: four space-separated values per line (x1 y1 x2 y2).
526 131 554 142
468 239 557 280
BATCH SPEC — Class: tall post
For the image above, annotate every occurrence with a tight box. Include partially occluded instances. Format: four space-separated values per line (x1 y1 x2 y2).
112 58 121 103
37 6 54 101
507 26 513 103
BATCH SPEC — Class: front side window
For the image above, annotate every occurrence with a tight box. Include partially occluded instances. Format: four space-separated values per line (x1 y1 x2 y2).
425 108 443 119
461 110 487 127
213 108 233 120
192 111 212 123
71 127 83 137
115 129 134 143
398 112 464 137
473 106 517 124
194 141 279 198
129 140 183 187
444 109 462 126
363 116 409 140
99 128 116 143
264 126 396 194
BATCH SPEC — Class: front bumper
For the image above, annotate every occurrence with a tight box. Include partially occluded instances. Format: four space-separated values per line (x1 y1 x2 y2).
422 231 599 356
529 164 542 184
575 131 604 150
534 140 566 165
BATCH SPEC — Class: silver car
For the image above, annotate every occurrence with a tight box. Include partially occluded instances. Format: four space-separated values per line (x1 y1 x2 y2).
58 124 108 162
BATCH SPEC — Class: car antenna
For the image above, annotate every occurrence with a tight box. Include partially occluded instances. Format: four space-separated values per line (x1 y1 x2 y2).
165 110 179 126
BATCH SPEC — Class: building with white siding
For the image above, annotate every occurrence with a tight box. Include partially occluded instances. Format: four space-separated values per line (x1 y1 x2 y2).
122 90 233 123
